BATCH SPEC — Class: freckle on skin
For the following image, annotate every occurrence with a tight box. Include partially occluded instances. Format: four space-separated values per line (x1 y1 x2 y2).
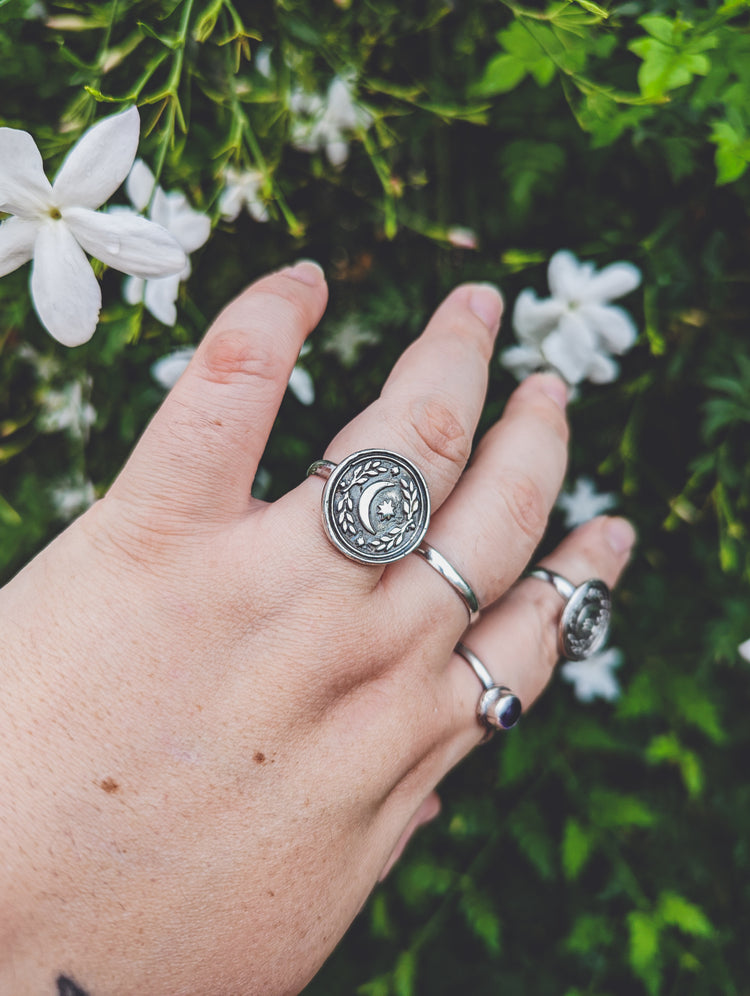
99 777 119 794
253 752 266 764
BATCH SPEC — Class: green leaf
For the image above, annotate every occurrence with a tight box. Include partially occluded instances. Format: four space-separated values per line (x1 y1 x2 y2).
639 15 679 45
628 18 717 98
193 0 225 42
0 494 21 526
508 800 556 880
627 911 662 995
657 892 714 938
572 0 609 18
472 53 528 95
645 732 704 798
566 913 614 954
711 120 750 184
561 818 594 881
589 790 657 829
392 950 417 996
459 879 502 953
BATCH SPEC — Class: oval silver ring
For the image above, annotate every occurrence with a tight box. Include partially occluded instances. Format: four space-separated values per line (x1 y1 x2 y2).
527 567 611 661
307 449 431 565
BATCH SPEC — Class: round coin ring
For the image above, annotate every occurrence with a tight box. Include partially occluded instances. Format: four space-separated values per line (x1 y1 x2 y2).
319 449 431 565
559 579 612 661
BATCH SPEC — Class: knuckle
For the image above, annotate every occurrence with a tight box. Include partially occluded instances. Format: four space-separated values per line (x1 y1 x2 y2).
404 395 471 475
199 327 288 389
501 471 549 542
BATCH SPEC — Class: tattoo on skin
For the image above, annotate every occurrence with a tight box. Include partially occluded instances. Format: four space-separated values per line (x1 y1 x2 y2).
56 975 90 996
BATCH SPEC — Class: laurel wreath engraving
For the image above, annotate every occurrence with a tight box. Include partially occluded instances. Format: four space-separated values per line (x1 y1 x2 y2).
367 478 419 552
334 459 387 535
332 460 421 552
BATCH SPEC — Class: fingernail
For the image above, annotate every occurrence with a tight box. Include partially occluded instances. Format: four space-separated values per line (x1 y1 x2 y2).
285 259 325 286
469 283 504 332
606 516 637 555
537 373 569 411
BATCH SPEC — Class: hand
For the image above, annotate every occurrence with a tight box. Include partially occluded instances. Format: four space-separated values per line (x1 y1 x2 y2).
0 261 635 996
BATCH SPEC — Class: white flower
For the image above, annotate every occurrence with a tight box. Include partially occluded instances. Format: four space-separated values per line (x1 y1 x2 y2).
151 344 313 402
37 379 96 439
560 647 623 703
324 319 380 367
500 250 641 386
17 342 61 381
557 476 617 529
50 476 96 520
446 226 478 250
218 167 269 223
739 639 750 663
0 107 186 346
151 346 196 389
290 77 372 167
122 159 211 326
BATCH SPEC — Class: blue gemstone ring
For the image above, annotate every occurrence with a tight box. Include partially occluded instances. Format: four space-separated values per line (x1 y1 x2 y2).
454 642 522 737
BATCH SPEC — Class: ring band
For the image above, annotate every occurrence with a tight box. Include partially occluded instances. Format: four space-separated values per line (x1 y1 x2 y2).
527 566 611 661
415 543 480 624
455 641 522 735
307 449 430 565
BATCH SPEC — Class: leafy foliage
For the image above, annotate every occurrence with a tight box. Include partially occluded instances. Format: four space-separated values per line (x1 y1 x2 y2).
1 0 750 993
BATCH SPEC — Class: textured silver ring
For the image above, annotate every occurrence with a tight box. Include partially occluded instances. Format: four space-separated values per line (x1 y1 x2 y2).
415 543 480 624
455 641 522 735
307 449 430 565
527 567 611 661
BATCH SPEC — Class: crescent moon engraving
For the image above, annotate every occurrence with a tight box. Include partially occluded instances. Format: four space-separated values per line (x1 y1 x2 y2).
358 480 395 534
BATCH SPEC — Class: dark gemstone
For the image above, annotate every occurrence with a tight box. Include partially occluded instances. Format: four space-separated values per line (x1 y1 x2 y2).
499 695 522 729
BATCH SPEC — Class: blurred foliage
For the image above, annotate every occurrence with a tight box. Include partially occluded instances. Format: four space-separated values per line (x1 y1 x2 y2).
1 0 750 992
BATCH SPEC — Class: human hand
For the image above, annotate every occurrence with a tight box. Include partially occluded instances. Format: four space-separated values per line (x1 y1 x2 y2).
0 261 635 995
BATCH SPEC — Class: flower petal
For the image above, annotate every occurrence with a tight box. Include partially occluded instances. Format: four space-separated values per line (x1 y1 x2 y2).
586 351 620 384
64 206 186 278
125 158 157 213
541 311 597 385
144 274 180 325
151 346 196 389
123 274 144 305
162 193 211 253
218 183 243 221
52 107 140 210
0 216 38 277
30 220 101 346
0 127 53 216
579 302 638 354
498 343 545 380
547 250 590 302
326 139 350 168
585 261 641 302
288 365 315 405
512 289 565 344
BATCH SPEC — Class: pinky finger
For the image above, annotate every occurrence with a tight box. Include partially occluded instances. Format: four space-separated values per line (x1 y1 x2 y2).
446 515 637 752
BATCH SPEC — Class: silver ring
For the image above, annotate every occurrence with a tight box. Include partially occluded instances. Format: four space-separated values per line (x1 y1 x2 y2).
527 567 611 661
415 543 480 624
307 449 430 565
454 641 522 735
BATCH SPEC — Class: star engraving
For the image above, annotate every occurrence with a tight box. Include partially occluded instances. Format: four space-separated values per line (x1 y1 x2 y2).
377 498 395 520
